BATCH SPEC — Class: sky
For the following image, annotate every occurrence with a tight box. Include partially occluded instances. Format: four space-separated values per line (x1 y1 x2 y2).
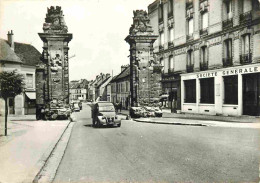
0 0 153 81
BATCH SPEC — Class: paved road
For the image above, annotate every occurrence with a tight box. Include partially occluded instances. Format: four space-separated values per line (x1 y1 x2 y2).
54 103 259 183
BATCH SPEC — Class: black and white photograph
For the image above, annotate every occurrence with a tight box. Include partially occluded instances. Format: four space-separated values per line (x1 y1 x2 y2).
0 0 259 182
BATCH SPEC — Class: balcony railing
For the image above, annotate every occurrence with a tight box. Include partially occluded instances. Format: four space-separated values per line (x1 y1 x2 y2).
186 64 194 73
168 12 173 19
240 11 252 25
168 41 174 48
222 57 233 67
222 18 233 30
199 28 208 36
168 68 174 73
240 53 252 64
200 62 208 71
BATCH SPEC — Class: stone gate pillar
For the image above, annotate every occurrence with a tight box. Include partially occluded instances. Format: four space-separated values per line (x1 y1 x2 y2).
37 6 72 110
125 10 159 107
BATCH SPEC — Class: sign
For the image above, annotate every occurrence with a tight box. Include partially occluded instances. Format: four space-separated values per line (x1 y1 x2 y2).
197 72 217 78
222 66 259 76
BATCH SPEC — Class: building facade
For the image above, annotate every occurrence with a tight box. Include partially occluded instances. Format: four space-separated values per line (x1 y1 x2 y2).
109 65 131 109
149 0 260 116
69 79 88 103
0 31 41 115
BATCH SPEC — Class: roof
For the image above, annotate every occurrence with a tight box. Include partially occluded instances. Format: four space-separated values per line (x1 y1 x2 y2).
111 66 130 83
70 79 89 89
14 42 41 66
0 39 41 66
96 76 111 88
0 39 21 63
110 75 119 83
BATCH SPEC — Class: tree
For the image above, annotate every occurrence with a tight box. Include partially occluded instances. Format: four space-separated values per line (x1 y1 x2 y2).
0 71 24 136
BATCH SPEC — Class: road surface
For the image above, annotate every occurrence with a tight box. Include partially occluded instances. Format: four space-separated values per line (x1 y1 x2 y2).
54 103 259 182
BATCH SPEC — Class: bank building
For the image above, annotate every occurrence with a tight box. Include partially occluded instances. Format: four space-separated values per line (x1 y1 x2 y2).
148 0 260 116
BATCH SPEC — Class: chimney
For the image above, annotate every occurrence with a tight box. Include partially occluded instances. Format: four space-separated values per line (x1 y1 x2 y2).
7 30 14 51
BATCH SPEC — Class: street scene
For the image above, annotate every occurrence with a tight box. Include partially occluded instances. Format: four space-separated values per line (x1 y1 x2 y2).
0 0 260 182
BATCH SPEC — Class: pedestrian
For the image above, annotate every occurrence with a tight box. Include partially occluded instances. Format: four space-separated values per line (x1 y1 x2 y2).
119 102 122 112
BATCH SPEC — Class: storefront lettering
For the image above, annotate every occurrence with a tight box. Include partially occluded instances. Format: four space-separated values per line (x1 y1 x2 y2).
222 67 258 76
197 72 217 78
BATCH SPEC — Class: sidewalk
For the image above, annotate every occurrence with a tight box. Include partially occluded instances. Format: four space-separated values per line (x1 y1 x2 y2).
0 117 70 183
134 117 260 128
119 109 260 123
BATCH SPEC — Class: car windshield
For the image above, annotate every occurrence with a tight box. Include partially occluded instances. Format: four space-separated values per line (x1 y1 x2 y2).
99 105 115 112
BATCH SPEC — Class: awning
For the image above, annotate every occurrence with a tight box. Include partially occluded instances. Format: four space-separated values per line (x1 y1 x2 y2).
160 94 169 99
25 92 36 100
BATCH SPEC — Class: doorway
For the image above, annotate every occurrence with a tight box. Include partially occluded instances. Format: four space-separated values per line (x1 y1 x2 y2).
243 73 260 116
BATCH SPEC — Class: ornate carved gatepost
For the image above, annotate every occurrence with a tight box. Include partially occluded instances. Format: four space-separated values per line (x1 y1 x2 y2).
125 10 160 107
36 6 72 118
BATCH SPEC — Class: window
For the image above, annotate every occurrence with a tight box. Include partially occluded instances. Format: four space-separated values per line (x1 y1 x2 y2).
160 58 164 67
168 27 174 42
169 55 174 70
159 2 164 22
226 0 232 19
200 46 208 63
224 39 232 58
224 76 238 104
201 12 208 29
188 18 194 35
26 74 33 88
241 34 251 54
168 0 173 16
187 50 193 66
160 32 165 46
200 78 214 104
184 79 196 103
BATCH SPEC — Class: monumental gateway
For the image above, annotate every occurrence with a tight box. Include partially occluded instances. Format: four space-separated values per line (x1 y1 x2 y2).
36 6 73 119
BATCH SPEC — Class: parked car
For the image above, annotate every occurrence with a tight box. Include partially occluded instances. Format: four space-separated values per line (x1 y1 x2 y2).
143 106 155 117
72 103 80 112
129 107 142 118
154 107 163 117
91 101 121 127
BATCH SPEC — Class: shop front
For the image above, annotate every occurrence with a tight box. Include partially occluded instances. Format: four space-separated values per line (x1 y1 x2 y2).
161 74 181 113
181 64 260 116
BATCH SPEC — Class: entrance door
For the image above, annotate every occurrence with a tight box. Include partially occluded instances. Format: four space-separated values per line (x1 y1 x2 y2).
243 73 260 116
9 98 15 114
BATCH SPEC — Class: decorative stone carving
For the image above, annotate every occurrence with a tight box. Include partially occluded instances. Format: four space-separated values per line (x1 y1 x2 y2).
168 18 174 28
43 6 68 33
129 10 153 35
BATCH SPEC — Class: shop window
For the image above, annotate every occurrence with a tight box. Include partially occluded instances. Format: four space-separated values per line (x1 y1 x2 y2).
200 77 214 104
224 75 238 104
26 74 33 89
184 79 196 103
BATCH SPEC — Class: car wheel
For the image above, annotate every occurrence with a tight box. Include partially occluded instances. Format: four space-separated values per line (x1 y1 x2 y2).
117 123 121 127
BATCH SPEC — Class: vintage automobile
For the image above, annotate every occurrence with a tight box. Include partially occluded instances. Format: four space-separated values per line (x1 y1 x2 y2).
129 107 142 118
143 106 156 117
91 101 121 127
154 107 163 117
72 103 80 112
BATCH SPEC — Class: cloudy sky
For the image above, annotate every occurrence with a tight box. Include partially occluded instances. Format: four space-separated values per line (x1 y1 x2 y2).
0 0 152 81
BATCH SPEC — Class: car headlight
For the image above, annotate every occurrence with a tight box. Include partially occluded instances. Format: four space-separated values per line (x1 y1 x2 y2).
102 116 106 120
115 115 118 119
